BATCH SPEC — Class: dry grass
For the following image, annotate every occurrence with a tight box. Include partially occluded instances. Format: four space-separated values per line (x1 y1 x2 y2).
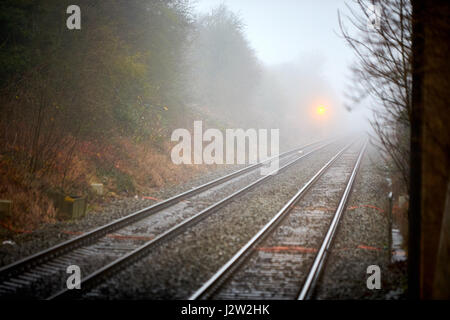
0 163 56 232
117 139 209 192
0 136 214 232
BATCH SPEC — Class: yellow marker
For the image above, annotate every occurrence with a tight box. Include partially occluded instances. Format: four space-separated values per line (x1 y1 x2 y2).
64 196 75 203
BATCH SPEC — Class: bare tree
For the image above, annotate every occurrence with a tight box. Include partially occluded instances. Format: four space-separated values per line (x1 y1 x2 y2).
339 0 412 191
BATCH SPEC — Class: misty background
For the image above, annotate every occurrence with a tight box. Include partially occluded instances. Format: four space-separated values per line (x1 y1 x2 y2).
0 0 371 228
190 0 370 144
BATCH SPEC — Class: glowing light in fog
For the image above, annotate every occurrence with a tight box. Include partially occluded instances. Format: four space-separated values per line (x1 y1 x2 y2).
317 106 326 115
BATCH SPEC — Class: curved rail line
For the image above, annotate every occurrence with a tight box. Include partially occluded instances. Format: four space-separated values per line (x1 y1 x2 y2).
189 139 366 300
49 139 340 299
0 139 328 286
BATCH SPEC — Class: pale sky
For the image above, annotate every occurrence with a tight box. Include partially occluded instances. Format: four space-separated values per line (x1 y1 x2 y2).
193 0 370 129
194 0 352 65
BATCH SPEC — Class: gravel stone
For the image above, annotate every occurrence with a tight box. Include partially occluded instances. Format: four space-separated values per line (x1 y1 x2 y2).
80 142 348 299
312 143 407 299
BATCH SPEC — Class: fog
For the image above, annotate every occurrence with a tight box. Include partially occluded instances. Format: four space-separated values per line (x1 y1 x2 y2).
0 0 375 225
190 0 371 147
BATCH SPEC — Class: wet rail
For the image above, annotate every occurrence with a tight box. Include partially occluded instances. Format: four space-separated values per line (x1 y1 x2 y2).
49 139 339 299
0 138 336 299
189 139 366 300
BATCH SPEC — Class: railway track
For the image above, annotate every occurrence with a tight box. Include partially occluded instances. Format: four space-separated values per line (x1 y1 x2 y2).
63 138 359 299
190 139 367 300
0 138 338 299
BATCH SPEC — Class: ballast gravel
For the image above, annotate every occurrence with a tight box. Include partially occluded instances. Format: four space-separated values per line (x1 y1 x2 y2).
82 142 348 299
0 163 244 267
312 144 407 299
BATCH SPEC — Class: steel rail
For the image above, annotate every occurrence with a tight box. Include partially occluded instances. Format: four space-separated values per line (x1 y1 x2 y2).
297 139 368 300
189 140 356 300
0 139 327 282
49 139 338 299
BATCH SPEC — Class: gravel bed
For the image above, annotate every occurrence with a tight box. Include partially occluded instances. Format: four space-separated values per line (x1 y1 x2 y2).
313 143 407 299
1 141 320 268
0 163 245 267
211 143 361 299
0 149 308 299
108 150 306 240
80 142 348 299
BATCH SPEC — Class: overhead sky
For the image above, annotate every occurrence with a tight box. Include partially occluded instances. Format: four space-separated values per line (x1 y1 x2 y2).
192 0 371 130
194 0 353 65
